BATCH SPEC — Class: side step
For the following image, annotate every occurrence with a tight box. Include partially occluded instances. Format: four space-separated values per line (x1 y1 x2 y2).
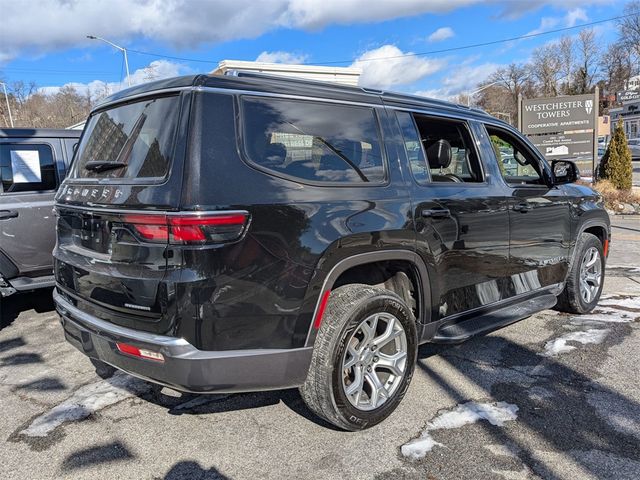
432 294 558 344
10 275 55 292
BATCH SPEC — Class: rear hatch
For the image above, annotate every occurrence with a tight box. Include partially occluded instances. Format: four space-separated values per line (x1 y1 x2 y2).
54 92 189 332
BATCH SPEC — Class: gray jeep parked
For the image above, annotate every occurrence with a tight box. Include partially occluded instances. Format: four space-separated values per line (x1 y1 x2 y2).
0 128 80 315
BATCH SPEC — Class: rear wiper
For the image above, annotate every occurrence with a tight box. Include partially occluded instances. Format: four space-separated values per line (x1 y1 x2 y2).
84 161 127 173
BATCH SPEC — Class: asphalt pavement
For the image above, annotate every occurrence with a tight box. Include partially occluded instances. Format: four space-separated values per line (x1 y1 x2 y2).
0 217 639 480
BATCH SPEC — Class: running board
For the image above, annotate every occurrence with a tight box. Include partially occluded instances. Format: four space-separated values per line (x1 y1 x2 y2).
10 275 55 292
432 294 558 344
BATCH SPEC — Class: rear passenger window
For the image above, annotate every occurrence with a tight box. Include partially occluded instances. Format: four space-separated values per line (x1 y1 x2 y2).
396 112 482 184
241 97 385 184
0 144 57 193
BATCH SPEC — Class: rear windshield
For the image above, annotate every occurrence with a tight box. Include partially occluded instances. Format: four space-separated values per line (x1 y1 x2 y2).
72 95 180 181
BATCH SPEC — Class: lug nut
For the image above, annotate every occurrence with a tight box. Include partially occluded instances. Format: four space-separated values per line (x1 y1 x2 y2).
367 366 372 372
371 345 376 351
373 356 379 363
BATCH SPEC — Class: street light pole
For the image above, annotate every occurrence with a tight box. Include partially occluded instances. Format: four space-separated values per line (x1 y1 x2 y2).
86 35 131 87
0 82 14 128
467 81 500 107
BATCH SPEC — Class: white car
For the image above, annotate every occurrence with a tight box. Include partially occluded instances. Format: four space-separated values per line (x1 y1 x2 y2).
627 138 640 160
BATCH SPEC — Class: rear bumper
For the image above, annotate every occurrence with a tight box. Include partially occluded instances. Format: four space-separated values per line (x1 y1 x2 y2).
53 289 313 393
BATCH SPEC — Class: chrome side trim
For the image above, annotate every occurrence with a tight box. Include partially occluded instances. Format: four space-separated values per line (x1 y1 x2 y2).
437 282 564 326
196 86 384 109
54 204 249 218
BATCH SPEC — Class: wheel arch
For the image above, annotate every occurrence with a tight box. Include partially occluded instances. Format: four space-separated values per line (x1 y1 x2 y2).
568 218 610 272
304 250 431 347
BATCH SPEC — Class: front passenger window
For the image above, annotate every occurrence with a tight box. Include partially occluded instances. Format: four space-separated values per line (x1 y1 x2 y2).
486 127 543 185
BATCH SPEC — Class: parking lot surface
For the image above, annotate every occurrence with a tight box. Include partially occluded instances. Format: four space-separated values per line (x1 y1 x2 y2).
1 217 639 480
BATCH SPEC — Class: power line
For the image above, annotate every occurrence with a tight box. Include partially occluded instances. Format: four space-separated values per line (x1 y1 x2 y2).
125 13 631 67
314 14 630 65
127 48 218 64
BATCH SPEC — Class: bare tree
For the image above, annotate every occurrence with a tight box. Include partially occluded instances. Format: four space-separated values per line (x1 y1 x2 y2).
619 1 640 62
477 63 534 125
530 43 561 96
574 29 600 94
600 42 633 94
558 36 574 95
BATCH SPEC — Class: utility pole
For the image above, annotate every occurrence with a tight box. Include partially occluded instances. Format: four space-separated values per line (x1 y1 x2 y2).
86 35 131 87
0 82 14 127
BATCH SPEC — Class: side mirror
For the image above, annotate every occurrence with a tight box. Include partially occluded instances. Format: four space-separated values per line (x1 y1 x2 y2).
551 160 579 185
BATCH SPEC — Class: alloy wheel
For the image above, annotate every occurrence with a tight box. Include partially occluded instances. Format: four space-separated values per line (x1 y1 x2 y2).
341 312 408 411
579 246 602 304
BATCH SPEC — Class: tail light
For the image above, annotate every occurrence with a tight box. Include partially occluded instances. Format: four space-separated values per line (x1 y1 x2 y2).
124 211 249 244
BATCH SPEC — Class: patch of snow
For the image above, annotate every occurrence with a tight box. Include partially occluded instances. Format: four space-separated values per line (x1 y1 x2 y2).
20 371 151 437
401 401 519 460
542 329 610 357
428 401 519 429
401 433 443 459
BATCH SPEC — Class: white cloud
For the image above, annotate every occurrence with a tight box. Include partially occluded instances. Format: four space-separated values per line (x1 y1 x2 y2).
415 62 502 101
255 51 308 64
428 27 455 43
565 7 588 27
498 1 608 19
38 60 190 98
0 1 613 61
351 45 446 90
279 0 470 30
526 7 590 36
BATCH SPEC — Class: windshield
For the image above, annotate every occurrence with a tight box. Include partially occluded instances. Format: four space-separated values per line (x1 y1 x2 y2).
72 95 180 181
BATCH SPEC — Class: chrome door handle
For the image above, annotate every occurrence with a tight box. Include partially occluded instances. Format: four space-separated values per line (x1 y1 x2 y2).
0 210 18 220
421 208 451 219
513 203 532 213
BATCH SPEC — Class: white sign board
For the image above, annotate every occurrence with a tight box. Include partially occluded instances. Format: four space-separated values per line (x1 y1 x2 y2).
10 150 41 183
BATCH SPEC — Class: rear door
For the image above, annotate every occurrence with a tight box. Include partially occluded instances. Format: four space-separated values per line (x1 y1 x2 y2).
483 124 571 289
54 92 189 330
394 110 511 319
0 139 62 278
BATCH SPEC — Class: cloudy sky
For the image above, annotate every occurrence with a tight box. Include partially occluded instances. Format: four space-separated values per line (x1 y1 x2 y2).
0 0 629 100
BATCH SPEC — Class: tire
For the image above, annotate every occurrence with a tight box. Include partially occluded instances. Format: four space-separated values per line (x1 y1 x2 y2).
300 284 417 431
555 233 605 314
90 357 116 380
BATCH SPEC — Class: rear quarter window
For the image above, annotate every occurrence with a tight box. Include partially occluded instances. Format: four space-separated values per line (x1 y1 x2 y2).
71 95 180 182
241 96 386 184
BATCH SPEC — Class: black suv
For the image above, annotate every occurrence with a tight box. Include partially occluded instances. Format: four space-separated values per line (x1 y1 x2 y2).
53 73 610 430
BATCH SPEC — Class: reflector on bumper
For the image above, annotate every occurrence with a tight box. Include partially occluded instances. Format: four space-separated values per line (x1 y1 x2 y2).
116 342 164 362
